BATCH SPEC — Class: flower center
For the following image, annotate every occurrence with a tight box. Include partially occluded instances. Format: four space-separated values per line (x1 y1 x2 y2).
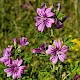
12 65 19 73
43 14 47 21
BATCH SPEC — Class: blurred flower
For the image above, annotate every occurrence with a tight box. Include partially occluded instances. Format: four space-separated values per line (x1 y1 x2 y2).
3 46 12 56
14 38 18 46
0 46 12 66
46 39 68 64
32 43 46 53
23 3 28 10
68 34 72 37
57 3 60 11
55 16 68 28
4 59 26 79
20 37 29 47
35 4 55 32
72 75 80 80
55 19 63 28
0 56 12 66
71 39 80 51
71 39 80 46
67 58 72 63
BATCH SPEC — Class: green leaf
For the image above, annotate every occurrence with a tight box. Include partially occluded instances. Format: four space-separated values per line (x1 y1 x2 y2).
56 11 65 20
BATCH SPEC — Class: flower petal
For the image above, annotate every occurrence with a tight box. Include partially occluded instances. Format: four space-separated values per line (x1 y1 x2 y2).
3 46 12 57
35 16 43 26
19 66 26 74
4 58 12 66
46 45 55 54
60 45 68 53
18 59 23 66
50 55 58 64
45 8 54 17
37 8 45 17
58 52 67 62
38 22 45 32
58 39 62 49
45 18 54 28
32 49 41 53
4 68 13 77
13 73 17 79
40 43 46 51
13 59 23 66
53 40 62 49
17 72 21 79
0 56 7 63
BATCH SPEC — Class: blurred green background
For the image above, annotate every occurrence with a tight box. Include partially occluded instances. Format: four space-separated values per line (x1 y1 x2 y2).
0 0 80 79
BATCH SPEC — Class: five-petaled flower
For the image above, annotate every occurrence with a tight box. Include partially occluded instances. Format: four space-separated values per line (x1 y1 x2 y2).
46 39 68 64
4 59 26 80
35 4 55 32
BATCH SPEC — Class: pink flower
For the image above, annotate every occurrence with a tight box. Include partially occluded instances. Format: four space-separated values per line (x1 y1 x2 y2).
46 39 68 64
4 59 26 79
3 46 12 56
23 3 28 11
20 37 29 47
35 4 55 32
0 56 12 66
0 46 12 66
55 16 68 29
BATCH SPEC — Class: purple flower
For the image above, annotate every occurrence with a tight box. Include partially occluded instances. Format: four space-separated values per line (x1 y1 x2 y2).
0 46 12 66
14 38 18 45
23 3 28 11
35 4 55 32
55 16 68 28
20 37 29 47
3 46 12 56
32 43 46 53
55 19 63 28
72 75 80 80
46 39 68 64
0 56 12 66
4 59 26 79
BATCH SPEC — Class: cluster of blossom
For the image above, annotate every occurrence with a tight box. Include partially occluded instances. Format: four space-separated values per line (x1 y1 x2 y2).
32 3 68 64
0 37 29 79
32 39 68 64
0 3 75 80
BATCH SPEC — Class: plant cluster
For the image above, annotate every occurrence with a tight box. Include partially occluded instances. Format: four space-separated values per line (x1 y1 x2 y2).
0 3 80 80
